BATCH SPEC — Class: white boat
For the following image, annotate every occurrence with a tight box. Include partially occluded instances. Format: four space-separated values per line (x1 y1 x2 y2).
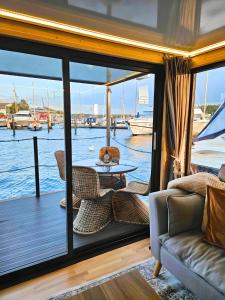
10 110 34 128
193 107 209 136
28 121 42 131
128 110 153 135
115 119 128 129
192 101 225 169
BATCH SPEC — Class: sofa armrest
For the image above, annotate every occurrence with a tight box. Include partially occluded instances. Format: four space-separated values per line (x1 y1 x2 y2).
149 188 188 261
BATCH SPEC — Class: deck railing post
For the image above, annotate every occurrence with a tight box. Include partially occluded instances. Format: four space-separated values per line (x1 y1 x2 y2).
12 115 16 137
113 120 116 136
33 136 40 198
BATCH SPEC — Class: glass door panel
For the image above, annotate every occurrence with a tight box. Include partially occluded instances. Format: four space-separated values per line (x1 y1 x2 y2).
191 67 225 175
0 50 67 276
69 61 154 250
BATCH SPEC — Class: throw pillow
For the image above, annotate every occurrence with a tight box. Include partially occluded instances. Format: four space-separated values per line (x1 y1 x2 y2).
167 194 204 237
204 185 225 249
202 176 225 232
218 164 225 183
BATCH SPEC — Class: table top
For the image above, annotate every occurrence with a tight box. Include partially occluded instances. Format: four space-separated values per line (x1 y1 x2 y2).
74 159 138 174
68 270 161 300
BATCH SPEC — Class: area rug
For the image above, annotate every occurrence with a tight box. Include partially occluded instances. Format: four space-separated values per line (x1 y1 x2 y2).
48 258 198 300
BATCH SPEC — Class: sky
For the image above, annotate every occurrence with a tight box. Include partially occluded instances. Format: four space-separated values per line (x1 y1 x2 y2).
0 74 155 115
0 60 225 115
195 67 225 105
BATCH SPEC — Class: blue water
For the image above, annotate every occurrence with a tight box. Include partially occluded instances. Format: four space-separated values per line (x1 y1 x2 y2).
0 126 152 201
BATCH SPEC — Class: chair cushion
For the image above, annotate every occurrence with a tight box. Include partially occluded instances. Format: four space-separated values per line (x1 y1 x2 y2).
167 193 204 236
160 231 225 296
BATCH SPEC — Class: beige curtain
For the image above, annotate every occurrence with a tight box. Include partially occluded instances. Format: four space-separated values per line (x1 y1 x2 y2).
161 56 195 188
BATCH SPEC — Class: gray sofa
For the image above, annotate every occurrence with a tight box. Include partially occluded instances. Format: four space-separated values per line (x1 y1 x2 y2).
150 188 225 300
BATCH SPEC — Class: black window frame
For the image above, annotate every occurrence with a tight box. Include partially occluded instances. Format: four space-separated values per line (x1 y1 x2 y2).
0 36 165 288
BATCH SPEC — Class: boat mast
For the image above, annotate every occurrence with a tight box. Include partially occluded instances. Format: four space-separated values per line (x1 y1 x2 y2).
106 68 111 146
135 80 138 117
203 71 208 118
12 84 19 113
121 83 125 120
32 82 36 120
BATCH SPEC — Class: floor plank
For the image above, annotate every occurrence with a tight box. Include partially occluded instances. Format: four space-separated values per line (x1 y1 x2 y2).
0 239 151 300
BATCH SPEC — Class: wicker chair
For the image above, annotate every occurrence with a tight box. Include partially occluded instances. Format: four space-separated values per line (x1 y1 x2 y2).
112 177 151 225
117 177 151 196
72 166 113 235
54 150 81 209
98 146 126 190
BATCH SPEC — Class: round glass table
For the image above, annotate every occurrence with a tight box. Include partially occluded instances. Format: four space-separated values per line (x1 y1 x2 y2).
74 159 138 174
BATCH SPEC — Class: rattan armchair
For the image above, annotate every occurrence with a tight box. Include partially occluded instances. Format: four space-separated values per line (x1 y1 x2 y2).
72 166 113 235
112 177 151 225
118 178 151 196
54 150 81 209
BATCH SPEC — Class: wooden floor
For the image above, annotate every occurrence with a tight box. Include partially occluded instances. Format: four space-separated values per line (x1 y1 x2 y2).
0 239 151 300
0 191 148 275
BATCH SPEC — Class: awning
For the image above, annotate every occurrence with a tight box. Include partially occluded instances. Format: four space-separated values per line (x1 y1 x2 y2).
0 49 143 85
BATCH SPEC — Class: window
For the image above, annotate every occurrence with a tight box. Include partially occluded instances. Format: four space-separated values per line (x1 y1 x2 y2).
191 67 225 174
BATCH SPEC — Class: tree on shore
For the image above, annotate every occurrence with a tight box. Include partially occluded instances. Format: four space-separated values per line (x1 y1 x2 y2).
10 99 30 114
200 104 219 117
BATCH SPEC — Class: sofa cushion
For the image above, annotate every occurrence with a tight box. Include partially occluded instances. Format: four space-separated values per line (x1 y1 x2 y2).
202 177 225 232
167 193 204 236
160 231 225 296
218 164 225 183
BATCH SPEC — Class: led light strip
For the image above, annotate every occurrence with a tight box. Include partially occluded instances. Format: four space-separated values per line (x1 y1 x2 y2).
0 9 189 56
0 9 225 57
190 41 225 57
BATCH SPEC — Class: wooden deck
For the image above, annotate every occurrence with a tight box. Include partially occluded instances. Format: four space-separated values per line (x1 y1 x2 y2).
0 191 148 275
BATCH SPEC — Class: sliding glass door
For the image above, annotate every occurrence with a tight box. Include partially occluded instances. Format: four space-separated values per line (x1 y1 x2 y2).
0 50 67 277
69 61 157 250
0 37 164 286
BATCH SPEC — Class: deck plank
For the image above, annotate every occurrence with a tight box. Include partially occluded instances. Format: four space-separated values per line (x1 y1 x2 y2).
0 191 147 275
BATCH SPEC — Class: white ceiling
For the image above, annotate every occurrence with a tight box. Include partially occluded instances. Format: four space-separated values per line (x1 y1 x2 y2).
1 0 225 52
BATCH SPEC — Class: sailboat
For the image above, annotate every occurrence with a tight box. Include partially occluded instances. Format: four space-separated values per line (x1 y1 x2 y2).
28 84 42 131
192 101 225 170
128 83 153 135
192 72 209 136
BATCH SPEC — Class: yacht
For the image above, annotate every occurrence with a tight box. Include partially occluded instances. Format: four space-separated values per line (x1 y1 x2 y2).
192 101 225 167
128 110 153 135
192 107 209 136
9 110 34 128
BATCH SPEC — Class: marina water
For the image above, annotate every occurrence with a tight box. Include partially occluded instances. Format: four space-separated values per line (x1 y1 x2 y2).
0 127 152 201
